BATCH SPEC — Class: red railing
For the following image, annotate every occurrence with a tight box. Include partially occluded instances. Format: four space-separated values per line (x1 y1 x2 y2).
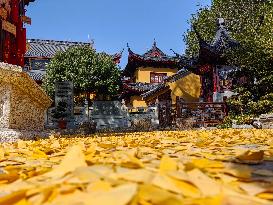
176 100 227 128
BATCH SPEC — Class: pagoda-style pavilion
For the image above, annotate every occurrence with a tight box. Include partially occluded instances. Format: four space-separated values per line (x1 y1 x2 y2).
179 18 239 102
0 0 35 67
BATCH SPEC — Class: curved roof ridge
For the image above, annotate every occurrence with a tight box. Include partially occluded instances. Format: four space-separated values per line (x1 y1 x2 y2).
211 18 239 52
143 40 167 58
27 39 91 46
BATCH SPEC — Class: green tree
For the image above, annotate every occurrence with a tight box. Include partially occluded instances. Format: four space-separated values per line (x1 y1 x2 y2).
185 0 273 116
43 46 121 99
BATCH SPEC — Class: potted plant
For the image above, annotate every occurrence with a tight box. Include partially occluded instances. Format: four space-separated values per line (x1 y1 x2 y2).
52 101 68 129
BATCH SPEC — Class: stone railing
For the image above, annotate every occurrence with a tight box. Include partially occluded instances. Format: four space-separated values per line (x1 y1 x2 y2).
127 106 159 128
45 101 160 130
256 114 273 129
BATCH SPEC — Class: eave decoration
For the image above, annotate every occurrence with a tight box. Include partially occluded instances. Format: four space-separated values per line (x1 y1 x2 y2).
124 40 181 77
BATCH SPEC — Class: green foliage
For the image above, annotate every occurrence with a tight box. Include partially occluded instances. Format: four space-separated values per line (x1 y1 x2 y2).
218 114 255 129
185 0 273 116
52 101 68 120
43 46 121 98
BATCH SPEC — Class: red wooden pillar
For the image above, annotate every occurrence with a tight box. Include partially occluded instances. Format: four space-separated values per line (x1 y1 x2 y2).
0 0 29 67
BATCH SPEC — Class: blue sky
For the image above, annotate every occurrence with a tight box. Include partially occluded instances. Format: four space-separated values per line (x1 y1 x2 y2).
26 0 211 68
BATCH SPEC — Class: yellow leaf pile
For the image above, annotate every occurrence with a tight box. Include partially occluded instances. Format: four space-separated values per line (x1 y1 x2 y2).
0 129 273 205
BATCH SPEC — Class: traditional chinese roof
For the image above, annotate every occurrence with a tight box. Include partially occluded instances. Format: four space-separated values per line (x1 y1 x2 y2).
143 41 167 58
212 18 239 53
27 69 46 82
141 68 191 99
141 84 169 99
179 18 239 70
111 49 124 64
164 68 192 83
25 39 122 65
193 18 239 65
25 39 91 58
124 40 181 77
123 83 158 94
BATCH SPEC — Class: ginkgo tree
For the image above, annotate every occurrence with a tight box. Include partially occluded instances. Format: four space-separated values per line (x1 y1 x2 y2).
185 0 273 116
43 46 122 100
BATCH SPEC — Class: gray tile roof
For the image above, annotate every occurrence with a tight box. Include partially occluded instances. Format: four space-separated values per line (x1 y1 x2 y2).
26 69 46 81
25 39 91 58
124 83 159 93
164 68 191 83
141 83 168 99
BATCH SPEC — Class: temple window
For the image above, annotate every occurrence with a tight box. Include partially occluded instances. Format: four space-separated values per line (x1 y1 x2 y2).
30 59 50 70
150 73 167 83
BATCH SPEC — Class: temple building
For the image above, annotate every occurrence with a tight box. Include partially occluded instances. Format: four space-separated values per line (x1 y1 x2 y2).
179 18 240 102
141 68 201 104
121 41 201 107
0 0 34 67
24 39 123 85
141 18 240 105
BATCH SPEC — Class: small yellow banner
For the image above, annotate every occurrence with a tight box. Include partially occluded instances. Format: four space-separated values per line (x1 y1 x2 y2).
2 20 16 36
0 8 8 19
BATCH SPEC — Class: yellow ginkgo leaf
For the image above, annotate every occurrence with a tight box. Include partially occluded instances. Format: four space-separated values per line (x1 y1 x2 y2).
169 176 201 198
14 198 30 205
159 155 177 174
0 190 26 205
44 145 87 178
87 180 112 192
31 149 48 159
235 149 264 164
185 158 224 170
50 140 61 149
138 184 183 205
257 193 273 200
0 148 5 160
187 169 222 197
85 183 138 205
152 173 200 197
17 140 27 149
184 194 223 205
115 169 154 183
121 154 144 169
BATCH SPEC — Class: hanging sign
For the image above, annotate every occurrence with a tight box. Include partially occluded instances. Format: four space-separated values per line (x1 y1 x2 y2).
2 20 16 36
21 16 32 25
0 8 8 19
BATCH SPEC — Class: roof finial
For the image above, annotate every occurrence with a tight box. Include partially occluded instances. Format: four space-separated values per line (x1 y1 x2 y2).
127 43 132 51
153 38 157 47
127 43 134 54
